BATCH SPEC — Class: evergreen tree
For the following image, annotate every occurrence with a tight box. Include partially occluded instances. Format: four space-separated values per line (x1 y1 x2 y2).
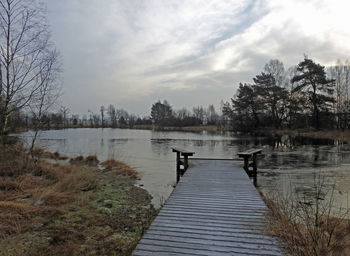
291 58 334 129
231 83 261 131
150 100 174 128
254 73 288 128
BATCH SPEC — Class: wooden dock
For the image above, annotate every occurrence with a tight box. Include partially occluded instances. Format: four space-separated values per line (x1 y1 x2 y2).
133 159 284 256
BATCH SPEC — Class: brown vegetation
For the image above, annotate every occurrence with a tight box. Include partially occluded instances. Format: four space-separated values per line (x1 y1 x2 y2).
102 159 139 179
69 155 84 164
70 155 99 166
265 198 350 256
31 148 68 160
0 144 156 256
84 155 99 166
263 177 350 256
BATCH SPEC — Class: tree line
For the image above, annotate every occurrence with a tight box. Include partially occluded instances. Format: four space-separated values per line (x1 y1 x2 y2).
1 1 349 137
222 57 350 132
5 57 350 133
150 100 227 128
21 102 225 130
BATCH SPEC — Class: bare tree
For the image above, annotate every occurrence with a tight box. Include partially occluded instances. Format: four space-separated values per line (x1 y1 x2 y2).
193 106 205 123
206 104 218 125
264 59 287 87
29 49 61 153
116 108 129 125
100 105 105 128
328 59 350 129
176 107 190 120
92 113 100 127
60 106 70 128
0 0 56 138
107 104 117 128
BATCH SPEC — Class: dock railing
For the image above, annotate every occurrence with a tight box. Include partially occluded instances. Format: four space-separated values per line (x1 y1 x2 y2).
171 147 195 183
172 147 263 184
237 148 262 177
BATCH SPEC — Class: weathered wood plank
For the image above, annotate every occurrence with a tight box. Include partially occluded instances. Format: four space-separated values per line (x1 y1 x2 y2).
146 229 280 246
133 160 284 256
172 147 195 156
142 235 283 254
237 148 263 156
153 216 268 230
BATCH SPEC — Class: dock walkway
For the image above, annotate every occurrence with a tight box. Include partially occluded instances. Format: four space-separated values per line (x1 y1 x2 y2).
133 160 284 256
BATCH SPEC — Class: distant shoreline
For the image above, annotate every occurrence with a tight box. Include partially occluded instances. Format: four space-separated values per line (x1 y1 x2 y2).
14 125 350 144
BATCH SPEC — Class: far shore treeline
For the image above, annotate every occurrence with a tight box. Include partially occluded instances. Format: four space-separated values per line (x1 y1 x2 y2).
2 57 350 134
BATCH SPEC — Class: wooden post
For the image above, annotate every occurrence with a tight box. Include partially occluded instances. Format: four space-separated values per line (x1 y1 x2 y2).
172 148 195 183
252 175 257 187
237 148 262 183
243 156 249 173
183 155 189 175
252 153 257 177
176 151 181 183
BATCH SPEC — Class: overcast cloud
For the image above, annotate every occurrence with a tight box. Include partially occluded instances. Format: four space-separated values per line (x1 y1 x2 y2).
47 0 350 116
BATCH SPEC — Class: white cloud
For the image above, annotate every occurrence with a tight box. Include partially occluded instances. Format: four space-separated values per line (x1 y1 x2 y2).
48 0 350 115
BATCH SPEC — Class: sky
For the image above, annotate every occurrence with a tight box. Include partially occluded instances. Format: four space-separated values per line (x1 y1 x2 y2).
47 0 350 117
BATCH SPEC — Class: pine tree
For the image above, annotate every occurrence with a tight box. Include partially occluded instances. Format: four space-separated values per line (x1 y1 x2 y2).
291 58 334 129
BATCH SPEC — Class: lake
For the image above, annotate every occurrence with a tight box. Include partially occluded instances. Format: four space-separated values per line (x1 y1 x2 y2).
19 128 350 210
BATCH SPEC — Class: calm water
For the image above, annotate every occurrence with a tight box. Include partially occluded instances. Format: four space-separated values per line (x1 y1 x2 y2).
19 128 350 209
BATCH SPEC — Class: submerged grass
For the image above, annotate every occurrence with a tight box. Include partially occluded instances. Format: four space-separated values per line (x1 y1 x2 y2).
0 143 156 256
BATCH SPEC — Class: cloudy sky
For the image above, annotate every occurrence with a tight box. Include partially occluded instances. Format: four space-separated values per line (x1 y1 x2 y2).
47 0 350 116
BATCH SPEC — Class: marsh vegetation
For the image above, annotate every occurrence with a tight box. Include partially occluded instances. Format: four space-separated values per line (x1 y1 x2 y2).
0 142 156 256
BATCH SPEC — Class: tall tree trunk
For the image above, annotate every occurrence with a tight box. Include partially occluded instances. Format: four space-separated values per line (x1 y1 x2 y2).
312 85 319 129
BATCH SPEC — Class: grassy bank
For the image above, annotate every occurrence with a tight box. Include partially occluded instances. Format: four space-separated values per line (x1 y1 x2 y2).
0 143 156 256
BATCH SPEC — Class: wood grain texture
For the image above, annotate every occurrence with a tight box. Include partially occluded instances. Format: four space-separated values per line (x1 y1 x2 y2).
133 160 284 256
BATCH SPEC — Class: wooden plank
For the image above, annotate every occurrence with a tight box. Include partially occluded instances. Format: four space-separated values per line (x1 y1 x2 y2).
153 215 268 230
237 148 262 157
171 147 195 155
141 235 283 254
133 160 284 255
146 229 280 246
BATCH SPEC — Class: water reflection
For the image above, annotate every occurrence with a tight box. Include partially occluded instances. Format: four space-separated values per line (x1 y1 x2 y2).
18 128 350 209
150 139 172 156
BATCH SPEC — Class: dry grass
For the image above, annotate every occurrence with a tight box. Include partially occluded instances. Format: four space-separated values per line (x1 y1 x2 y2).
31 148 68 160
84 155 99 166
0 144 155 256
69 155 84 164
0 146 98 238
102 159 140 179
69 155 99 166
0 201 40 236
263 176 350 256
265 198 350 255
